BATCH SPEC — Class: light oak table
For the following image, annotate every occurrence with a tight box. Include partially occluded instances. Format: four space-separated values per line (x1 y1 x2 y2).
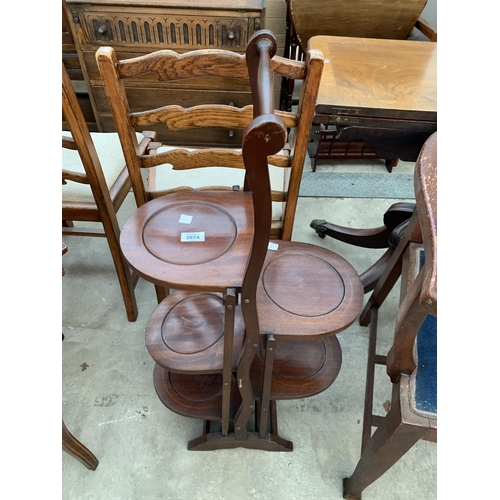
310 35 437 168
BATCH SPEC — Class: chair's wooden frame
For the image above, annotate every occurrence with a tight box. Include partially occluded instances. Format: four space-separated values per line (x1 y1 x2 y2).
62 63 155 321
343 132 437 499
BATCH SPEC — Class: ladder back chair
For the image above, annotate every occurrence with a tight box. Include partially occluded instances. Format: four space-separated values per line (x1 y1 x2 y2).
96 28 322 247
110 30 364 451
344 132 437 498
62 63 156 321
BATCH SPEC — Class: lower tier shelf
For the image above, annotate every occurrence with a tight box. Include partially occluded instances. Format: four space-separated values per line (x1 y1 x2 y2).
153 366 242 422
152 334 342 421
251 335 342 400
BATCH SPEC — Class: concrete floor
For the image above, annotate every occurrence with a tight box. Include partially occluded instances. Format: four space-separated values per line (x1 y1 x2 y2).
62 152 436 499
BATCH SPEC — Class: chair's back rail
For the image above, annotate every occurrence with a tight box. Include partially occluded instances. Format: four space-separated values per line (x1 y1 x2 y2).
118 49 248 80
131 104 254 130
130 105 297 131
140 149 291 170
116 48 308 82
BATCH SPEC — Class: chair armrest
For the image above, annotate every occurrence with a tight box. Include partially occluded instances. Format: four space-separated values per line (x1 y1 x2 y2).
415 17 437 42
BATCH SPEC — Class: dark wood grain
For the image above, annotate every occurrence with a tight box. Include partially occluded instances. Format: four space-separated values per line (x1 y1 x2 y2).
62 421 99 471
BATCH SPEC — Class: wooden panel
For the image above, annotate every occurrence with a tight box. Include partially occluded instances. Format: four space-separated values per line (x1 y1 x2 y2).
311 36 437 121
82 51 252 91
67 1 265 51
75 9 257 51
66 0 265 9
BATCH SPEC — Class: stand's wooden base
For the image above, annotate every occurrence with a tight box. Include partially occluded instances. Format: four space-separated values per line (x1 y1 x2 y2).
152 332 343 450
188 430 293 451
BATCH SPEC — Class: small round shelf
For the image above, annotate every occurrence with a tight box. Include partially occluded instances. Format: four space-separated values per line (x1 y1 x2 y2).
257 240 364 339
120 190 255 291
153 365 242 421
251 335 343 400
146 290 245 374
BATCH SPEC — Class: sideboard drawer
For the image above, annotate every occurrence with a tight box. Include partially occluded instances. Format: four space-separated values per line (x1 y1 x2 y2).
65 0 266 145
73 8 261 52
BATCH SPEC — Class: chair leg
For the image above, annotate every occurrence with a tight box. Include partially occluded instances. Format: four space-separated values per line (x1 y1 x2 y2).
62 420 98 471
343 388 428 500
102 223 138 322
154 285 168 304
385 158 399 173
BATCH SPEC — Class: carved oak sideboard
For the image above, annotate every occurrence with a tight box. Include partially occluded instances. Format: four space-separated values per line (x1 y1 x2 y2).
64 0 266 145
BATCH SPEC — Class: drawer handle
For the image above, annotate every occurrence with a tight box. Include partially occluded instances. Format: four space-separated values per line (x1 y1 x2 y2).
228 131 235 138
98 25 107 35
227 30 235 40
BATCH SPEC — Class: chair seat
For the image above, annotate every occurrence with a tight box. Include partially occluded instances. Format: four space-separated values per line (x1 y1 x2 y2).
409 313 437 417
62 132 143 203
119 189 254 291
408 246 437 418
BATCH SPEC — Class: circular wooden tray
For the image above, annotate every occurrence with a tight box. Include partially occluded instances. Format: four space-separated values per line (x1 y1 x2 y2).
120 190 254 291
257 240 364 338
250 335 342 400
153 365 242 421
146 290 245 374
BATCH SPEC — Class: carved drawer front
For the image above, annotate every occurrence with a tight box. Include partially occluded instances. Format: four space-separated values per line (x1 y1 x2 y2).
75 9 261 51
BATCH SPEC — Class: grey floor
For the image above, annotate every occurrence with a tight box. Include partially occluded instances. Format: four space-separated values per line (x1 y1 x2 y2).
62 147 437 499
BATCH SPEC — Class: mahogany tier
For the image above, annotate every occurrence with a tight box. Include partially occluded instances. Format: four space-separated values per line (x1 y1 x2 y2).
146 291 246 374
257 240 363 338
120 190 254 292
153 367 242 421
152 333 341 421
